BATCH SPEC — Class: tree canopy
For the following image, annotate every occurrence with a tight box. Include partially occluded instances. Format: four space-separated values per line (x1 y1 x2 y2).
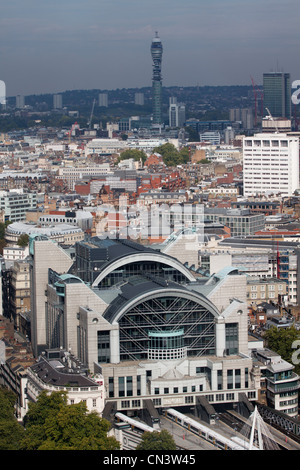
152 143 189 167
20 390 120 451
17 233 30 247
264 326 300 375
0 386 25 450
119 149 147 164
136 429 176 450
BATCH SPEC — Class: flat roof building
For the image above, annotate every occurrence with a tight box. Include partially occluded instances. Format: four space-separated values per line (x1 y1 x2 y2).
5 221 84 246
204 207 265 237
243 133 299 198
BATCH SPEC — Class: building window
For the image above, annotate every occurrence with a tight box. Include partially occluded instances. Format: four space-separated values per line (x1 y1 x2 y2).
225 323 239 355
185 396 194 404
98 330 110 363
227 370 233 389
226 393 234 401
132 400 141 408
125 376 132 397
245 368 249 388
137 375 141 396
109 377 114 398
235 369 241 389
118 377 125 397
217 370 223 390
121 400 130 409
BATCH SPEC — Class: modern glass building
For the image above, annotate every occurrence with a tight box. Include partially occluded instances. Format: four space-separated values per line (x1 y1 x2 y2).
74 237 195 287
102 277 220 361
263 72 291 118
204 208 265 237
151 32 163 124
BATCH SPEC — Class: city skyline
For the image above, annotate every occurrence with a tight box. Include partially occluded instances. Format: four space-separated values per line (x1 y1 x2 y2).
1 0 300 96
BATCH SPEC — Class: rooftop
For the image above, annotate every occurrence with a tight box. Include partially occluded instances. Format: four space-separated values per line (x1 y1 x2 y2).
30 354 100 388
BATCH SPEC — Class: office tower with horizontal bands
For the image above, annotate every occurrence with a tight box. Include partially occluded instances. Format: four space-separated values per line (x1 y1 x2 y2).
263 72 291 118
99 93 108 107
135 92 144 106
243 133 299 197
16 95 25 109
53 94 62 109
169 98 186 128
151 32 163 124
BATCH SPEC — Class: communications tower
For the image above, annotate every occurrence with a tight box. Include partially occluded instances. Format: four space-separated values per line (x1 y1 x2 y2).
151 32 163 124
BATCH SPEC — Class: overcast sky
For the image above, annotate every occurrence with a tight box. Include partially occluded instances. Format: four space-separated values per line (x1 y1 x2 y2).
1 0 300 96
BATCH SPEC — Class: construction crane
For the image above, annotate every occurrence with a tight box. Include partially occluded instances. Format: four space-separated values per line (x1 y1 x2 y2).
68 122 78 144
88 99 96 130
293 102 300 131
251 76 264 126
265 107 279 133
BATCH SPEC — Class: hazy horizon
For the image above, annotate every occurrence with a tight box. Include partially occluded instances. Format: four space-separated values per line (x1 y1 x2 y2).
1 0 300 96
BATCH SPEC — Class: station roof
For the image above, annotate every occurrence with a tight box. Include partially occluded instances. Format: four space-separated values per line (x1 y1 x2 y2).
76 236 196 285
101 274 220 325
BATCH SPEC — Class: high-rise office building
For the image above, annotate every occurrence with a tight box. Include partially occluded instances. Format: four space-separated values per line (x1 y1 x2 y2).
229 108 254 129
99 93 108 107
53 94 62 109
135 92 144 106
151 32 163 124
16 95 25 109
243 133 299 197
169 98 186 128
263 72 291 118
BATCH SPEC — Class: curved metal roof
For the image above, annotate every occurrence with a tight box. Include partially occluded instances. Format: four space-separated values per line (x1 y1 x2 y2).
103 275 220 325
59 274 84 283
85 237 195 286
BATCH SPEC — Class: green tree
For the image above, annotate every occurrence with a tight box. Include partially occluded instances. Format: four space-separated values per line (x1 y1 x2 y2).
0 420 26 450
0 386 25 450
153 143 189 167
119 149 147 164
136 429 176 450
264 326 300 374
0 386 18 421
17 233 30 247
0 239 6 255
185 126 200 142
21 391 120 450
0 220 11 240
